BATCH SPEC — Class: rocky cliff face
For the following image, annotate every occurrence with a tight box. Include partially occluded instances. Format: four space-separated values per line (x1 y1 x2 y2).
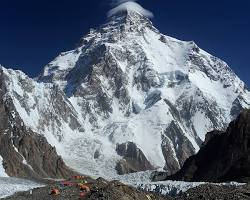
152 109 250 183
0 4 250 179
116 142 154 174
0 69 74 179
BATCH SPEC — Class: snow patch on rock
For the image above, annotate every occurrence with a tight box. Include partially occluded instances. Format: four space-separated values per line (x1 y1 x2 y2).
0 156 8 177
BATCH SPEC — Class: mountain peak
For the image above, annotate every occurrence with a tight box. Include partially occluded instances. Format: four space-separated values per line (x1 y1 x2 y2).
7 2 250 179
104 8 154 34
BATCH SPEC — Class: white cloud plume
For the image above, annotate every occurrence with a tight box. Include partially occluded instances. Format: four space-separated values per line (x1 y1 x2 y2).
108 1 154 18
110 0 137 6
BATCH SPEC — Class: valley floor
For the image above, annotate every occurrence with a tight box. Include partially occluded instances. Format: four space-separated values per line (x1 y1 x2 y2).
1 177 250 200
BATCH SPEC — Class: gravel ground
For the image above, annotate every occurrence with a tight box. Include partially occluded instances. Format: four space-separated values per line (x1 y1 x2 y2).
2 178 169 200
2 178 250 200
176 184 250 200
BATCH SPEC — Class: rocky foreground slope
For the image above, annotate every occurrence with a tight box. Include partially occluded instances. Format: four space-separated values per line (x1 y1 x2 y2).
1 1 250 178
152 109 250 183
2 178 250 200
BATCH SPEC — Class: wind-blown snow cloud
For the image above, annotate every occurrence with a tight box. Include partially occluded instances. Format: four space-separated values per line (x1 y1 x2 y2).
108 0 154 18
110 0 137 6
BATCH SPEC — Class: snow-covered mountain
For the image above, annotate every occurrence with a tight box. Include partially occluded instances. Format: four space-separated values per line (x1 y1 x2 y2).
0 3 250 179
0 67 74 179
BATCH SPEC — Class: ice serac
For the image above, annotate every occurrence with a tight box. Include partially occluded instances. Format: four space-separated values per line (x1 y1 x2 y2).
1 6 250 178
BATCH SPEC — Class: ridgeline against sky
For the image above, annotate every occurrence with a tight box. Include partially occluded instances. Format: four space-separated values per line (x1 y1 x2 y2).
0 0 249 86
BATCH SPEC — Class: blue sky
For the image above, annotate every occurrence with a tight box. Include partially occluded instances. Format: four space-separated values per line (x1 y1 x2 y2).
0 0 249 86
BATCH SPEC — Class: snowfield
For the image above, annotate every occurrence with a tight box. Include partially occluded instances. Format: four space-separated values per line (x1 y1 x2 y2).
115 170 204 195
0 156 8 178
0 178 43 199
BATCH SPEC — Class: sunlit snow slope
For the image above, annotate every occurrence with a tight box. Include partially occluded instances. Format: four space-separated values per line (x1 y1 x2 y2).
1 7 250 178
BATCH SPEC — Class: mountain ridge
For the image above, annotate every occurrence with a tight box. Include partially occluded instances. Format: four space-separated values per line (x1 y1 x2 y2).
151 109 250 183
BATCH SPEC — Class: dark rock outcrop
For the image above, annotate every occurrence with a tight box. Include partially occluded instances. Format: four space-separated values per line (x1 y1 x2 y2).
0 131 73 179
176 184 250 200
162 121 196 175
115 142 154 175
152 109 250 182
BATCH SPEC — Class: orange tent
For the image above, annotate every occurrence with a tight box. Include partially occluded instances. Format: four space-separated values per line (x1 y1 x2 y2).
50 188 60 195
